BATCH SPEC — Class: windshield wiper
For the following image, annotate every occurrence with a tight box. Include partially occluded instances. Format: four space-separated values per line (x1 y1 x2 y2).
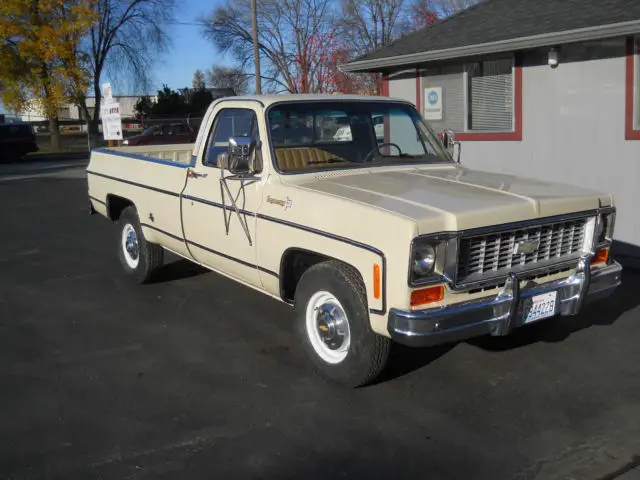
370 153 450 164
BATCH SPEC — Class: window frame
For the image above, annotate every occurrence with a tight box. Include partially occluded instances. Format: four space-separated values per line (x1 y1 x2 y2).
202 107 259 167
265 99 453 175
456 54 522 141
625 35 640 140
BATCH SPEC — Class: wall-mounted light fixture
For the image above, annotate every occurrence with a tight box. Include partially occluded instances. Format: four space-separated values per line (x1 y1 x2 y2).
548 47 559 68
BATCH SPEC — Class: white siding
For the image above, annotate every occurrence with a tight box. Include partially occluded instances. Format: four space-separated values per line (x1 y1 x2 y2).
17 95 155 121
389 70 417 105
87 96 152 118
386 42 640 253
461 53 640 249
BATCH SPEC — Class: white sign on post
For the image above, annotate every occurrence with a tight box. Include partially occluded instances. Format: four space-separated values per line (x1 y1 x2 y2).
100 102 123 140
424 87 443 120
102 82 114 104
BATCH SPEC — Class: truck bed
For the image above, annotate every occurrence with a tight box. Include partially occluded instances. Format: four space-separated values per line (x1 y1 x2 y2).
86 143 197 254
99 144 194 166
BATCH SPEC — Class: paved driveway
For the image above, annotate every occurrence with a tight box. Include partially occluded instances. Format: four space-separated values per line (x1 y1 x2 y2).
1 168 639 479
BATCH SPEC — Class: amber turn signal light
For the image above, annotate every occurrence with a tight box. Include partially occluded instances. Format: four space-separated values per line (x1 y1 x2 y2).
373 264 381 299
410 285 444 307
591 248 609 265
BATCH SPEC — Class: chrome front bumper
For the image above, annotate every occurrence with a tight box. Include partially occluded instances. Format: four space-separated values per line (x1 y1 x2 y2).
388 258 622 347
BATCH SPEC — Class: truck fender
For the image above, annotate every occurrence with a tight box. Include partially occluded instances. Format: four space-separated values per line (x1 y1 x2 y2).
278 247 366 305
106 194 135 221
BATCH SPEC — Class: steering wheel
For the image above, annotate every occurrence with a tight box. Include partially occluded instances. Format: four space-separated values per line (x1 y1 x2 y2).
363 142 402 163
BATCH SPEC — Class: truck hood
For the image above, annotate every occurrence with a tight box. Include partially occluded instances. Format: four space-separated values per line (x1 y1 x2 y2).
294 165 611 233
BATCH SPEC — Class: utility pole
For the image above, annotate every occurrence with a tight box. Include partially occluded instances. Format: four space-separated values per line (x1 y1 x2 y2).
251 0 261 94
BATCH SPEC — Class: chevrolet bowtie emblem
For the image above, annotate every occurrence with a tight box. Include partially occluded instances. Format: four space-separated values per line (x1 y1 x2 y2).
514 239 539 255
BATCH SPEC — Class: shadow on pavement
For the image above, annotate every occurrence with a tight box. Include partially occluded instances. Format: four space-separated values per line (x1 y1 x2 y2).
377 343 456 384
612 240 640 270
379 264 640 381
468 266 640 352
148 258 210 284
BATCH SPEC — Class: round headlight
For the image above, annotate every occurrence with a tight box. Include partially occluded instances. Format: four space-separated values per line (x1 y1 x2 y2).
413 244 436 276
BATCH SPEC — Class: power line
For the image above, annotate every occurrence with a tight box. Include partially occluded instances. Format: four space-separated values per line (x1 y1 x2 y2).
157 21 202 26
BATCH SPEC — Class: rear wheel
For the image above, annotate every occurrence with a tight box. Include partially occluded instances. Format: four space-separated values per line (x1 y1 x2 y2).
117 206 163 283
294 260 390 387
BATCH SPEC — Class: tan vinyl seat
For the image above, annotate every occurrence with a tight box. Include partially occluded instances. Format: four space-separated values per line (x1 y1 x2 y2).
274 147 346 171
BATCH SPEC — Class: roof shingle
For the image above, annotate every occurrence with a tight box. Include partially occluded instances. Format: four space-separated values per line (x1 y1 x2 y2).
348 0 640 65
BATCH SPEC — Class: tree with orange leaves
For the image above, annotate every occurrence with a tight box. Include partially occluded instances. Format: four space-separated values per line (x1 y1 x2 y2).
292 33 370 94
0 0 95 150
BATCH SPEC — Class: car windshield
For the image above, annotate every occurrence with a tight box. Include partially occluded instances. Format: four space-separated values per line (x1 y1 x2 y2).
267 101 452 173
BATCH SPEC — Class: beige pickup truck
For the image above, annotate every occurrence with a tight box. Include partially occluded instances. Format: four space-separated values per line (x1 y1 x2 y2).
87 94 622 387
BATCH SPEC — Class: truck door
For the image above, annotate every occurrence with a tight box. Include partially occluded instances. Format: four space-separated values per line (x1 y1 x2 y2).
180 105 264 288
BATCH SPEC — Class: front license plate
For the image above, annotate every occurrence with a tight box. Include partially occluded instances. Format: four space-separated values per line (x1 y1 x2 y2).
523 291 557 324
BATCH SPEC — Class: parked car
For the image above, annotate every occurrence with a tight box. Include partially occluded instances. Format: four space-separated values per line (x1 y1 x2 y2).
0 122 38 160
123 123 196 146
87 94 622 387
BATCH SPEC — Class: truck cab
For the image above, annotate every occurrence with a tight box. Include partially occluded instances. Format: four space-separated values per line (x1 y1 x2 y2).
87 95 622 387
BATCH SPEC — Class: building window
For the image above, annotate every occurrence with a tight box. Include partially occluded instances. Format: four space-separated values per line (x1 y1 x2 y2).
465 58 514 132
419 55 522 141
626 36 640 140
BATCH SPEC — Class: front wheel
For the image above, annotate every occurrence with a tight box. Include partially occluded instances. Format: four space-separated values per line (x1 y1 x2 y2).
294 260 390 387
117 206 164 283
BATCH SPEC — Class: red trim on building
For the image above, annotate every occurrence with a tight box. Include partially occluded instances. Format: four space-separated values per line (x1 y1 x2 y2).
625 36 640 140
455 65 523 141
382 74 391 147
415 69 422 112
381 74 389 97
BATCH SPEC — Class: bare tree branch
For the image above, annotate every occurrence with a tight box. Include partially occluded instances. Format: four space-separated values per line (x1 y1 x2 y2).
81 0 175 131
206 66 249 95
200 0 338 94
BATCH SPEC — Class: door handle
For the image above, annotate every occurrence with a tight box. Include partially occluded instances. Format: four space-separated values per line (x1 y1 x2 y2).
187 169 208 179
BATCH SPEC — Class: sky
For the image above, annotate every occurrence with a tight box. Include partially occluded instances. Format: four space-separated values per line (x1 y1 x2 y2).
143 0 236 94
0 0 351 113
0 0 234 113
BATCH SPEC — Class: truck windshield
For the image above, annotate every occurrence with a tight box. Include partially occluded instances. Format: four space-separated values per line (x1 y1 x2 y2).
267 101 452 173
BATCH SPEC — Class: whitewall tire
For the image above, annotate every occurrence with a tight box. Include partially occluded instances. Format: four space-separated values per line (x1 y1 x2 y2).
294 260 390 387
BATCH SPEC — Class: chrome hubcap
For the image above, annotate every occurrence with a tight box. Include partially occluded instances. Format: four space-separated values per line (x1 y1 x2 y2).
121 224 140 269
126 231 138 259
305 291 350 364
316 303 348 350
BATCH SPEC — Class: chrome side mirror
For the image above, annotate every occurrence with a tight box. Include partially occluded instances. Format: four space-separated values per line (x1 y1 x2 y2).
221 136 257 174
441 128 462 163
442 128 455 150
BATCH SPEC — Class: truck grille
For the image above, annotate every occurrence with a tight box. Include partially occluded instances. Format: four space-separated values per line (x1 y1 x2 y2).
456 218 588 285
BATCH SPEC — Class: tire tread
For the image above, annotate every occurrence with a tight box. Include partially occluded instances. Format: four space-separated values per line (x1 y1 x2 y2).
119 206 163 284
329 260 390 386
295 259 390 387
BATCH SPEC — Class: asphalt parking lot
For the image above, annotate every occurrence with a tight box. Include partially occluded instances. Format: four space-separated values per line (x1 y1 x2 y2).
1 158 640 479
